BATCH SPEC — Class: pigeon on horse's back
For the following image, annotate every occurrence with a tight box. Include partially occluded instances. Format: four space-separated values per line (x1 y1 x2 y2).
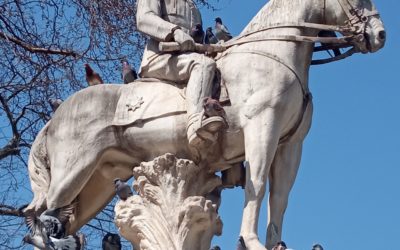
122 61 138 84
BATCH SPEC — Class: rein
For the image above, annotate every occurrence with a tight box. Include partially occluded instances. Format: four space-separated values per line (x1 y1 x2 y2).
221 0 380 64
159 0 380 64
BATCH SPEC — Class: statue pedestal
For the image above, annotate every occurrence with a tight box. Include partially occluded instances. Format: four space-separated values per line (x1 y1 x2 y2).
115 153 222 250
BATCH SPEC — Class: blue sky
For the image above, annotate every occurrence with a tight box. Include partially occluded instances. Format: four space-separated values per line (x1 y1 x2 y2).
199 1 400 249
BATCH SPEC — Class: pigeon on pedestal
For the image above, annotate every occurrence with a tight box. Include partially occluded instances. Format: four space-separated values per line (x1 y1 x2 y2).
114 178 133 201
102 232 122 250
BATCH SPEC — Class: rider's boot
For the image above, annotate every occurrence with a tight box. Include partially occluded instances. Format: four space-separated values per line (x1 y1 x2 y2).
187 109 226 149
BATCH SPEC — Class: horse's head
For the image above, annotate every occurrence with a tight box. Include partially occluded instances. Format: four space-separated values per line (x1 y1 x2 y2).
326 0 385 53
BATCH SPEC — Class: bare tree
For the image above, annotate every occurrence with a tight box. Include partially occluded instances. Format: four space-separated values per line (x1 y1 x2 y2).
0 0 218 248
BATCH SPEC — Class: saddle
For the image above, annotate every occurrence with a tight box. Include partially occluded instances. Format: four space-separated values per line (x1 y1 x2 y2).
112 75 230 127
112 79 187 126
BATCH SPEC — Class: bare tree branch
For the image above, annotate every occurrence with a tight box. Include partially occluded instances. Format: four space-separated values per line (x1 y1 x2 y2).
0 205 24 217
0 31 79 57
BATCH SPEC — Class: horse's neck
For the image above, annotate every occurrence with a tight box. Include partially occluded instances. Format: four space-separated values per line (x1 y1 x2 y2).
237 0 323 88
241 0 323 36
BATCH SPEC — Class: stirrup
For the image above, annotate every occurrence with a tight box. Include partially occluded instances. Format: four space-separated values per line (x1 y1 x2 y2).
187 113 226 148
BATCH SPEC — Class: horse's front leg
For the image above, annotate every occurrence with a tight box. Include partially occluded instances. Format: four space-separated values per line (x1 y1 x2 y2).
240 111 281 250
266 142 303 250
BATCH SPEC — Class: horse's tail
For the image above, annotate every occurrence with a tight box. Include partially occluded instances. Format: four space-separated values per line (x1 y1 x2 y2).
25 121 51 213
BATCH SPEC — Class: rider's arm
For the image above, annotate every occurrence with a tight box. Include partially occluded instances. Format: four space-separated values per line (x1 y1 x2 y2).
136 0 178 42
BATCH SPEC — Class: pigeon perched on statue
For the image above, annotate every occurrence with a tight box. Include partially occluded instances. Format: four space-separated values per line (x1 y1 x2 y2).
236 236 247 250
272 241 287 250
190 23 205 43
215 17 233 42
102 232 122 250
24 207 83 250
312 243 324 250
23 234 84 250
24 212 51 249
114 178 133 201
122 61 138 84
85 63 104 86
209 246 221 250
205 27 219 44
39 204 75 238
203 97 226 118
48 98 63 112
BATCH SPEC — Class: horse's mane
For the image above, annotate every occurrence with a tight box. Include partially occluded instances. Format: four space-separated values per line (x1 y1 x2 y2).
241 0 315 35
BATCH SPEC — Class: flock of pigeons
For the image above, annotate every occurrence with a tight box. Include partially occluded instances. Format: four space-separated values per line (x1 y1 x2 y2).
22 179 133 249
48 60 137 112
191 17 233 45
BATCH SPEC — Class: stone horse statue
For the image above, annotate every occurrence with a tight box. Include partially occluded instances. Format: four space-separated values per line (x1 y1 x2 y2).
26 0 385 249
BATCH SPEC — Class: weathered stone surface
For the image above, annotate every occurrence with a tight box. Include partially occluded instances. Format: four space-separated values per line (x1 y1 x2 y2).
115 154 222 250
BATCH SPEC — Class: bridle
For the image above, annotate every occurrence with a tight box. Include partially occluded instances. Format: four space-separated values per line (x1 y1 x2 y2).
219 0 380 64
159 0 380 65
156 0 381 144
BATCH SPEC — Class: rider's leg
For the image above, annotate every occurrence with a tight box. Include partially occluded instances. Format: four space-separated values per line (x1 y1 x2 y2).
140 53 226 148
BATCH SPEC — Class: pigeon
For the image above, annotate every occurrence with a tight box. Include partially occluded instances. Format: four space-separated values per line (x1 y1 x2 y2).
205 27 219 44
39 204 75 239
48 99 63 112
190 23 205 44
318 30 341 57
272 241 287 250
24 212 51 249
236 236 247 250
102 232 122 250
215 17 233 42
210 246 221 250
312 243 324 250
23 234 84 250
203 97 226 118
122 61 137 84
114 178 133 201
85 63 104 86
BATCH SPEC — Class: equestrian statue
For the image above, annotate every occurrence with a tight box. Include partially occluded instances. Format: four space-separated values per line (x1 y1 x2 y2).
25 0 385 249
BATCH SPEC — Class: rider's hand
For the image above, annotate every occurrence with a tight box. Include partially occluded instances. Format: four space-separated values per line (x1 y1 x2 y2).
173 29 196 52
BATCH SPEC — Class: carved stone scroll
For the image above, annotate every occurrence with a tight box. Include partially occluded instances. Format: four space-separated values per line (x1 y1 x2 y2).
114 153 223 250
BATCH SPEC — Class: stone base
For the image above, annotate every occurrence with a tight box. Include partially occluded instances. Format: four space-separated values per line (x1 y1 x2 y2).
115 153 222 250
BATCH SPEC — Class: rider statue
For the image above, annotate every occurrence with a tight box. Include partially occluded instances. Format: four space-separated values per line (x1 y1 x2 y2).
136 0 226 150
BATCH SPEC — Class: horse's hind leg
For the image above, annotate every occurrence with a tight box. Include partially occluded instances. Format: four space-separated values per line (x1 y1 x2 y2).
240 113 281 250
266 142 302 249
69 155 134 232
